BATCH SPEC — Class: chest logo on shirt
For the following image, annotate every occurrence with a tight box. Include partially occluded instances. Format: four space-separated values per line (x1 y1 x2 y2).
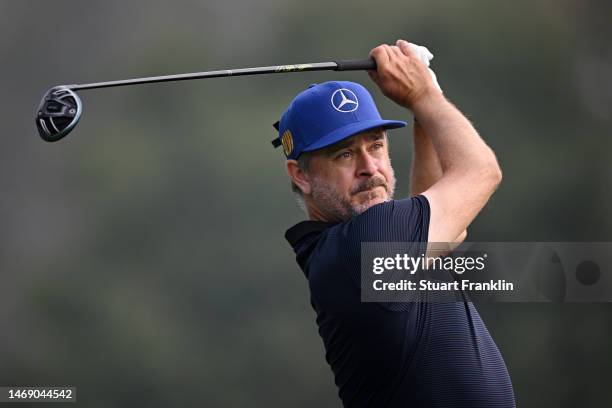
331 88 359 113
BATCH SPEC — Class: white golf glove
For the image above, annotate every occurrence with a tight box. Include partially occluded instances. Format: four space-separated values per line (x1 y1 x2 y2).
408 43 442 93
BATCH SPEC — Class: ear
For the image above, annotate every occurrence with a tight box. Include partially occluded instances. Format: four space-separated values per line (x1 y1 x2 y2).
286 160 312 195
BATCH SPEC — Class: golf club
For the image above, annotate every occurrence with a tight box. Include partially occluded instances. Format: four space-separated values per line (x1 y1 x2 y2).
35 58 376 143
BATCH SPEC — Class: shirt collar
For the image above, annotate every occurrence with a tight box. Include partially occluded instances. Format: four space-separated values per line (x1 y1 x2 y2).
285 220 337 249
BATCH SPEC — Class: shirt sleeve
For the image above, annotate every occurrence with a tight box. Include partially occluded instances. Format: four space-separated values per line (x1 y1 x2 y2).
338 195 430 242
333 195 430 285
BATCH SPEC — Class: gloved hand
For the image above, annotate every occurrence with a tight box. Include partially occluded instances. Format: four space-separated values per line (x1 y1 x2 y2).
406 42 442 93
369 39 443 108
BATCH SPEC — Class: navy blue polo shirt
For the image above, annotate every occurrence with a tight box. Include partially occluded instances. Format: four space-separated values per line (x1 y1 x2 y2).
286 195 515 407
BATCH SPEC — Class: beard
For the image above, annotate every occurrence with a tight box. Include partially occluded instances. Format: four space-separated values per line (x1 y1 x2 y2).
310 170 396 222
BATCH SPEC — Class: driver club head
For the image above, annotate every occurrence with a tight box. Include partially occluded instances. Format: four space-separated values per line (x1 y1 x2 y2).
36 87 82 142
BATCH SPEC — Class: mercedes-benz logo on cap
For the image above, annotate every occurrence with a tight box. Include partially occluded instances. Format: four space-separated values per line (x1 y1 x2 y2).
331 88 359 113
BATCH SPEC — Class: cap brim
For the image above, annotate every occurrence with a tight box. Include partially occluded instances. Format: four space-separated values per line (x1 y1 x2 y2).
301 119 407 153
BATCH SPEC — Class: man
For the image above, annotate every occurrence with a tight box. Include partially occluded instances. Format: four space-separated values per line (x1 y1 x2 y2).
272 40 515 407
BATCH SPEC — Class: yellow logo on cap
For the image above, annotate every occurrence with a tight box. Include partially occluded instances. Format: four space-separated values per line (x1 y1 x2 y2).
281 130 294 156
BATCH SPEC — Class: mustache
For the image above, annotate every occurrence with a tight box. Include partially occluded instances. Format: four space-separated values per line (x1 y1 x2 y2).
351 177 388 195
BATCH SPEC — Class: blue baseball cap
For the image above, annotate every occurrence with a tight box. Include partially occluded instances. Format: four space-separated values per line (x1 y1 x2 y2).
272 81 407 160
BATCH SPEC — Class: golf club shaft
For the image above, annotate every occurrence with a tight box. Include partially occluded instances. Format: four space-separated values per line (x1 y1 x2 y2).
67 59 376 91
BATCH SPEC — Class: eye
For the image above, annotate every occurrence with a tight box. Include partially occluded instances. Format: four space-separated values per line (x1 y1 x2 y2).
337 151 353 159
370 142 385 151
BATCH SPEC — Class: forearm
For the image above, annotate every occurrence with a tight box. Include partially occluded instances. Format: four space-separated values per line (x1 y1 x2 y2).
410 120 443 196
411 92 500 177
411 120 467 243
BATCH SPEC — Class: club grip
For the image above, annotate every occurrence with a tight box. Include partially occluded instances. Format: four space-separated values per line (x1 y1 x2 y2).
335 59 377 71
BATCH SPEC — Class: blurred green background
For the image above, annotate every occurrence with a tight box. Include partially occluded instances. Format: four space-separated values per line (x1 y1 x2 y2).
2 0 612 406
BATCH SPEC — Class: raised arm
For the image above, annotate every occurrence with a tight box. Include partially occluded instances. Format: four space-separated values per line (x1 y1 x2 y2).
369 40 501 243
411 121 468 243
410 120 443 196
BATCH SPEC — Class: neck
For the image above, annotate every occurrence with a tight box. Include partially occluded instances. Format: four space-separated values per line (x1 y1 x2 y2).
305 199 347 223
307 204 330 222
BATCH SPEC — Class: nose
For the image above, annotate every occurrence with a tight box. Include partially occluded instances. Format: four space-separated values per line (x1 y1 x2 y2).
356 151 379 177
